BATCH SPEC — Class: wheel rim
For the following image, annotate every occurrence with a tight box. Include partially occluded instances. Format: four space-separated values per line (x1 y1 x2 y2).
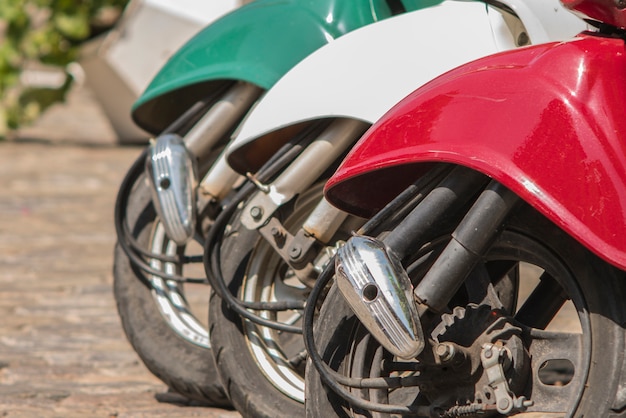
331 229 591 416
149 222 210 348
241 184 340 403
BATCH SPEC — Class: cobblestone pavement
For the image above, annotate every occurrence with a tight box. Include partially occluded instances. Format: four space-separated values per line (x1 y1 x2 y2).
0 86 240 417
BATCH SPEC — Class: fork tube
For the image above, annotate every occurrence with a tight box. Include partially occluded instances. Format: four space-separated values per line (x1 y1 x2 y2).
240 118 369 229
184 81 263 158
413 180 519 313
382 165 489 260
301 198 349 244
198 151 243 200
267 119 368 202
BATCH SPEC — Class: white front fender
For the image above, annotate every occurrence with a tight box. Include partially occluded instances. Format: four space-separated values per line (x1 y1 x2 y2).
226 0 586 174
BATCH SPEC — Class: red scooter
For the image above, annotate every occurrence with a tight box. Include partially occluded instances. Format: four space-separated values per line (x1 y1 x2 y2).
304 0 626 416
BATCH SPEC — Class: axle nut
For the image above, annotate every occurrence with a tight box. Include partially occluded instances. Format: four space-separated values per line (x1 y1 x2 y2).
250 206 263 220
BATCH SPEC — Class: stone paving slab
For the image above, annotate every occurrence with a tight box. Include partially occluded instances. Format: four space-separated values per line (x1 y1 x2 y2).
0 85 240 417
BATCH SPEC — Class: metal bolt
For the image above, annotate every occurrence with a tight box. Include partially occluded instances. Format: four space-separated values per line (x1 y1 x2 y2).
435 344 453 361
249 206 263 220
271 227 286 247
484 348 493 359
498 398 510 411
289 245 302 260
517 32 530 46
435 343 455 363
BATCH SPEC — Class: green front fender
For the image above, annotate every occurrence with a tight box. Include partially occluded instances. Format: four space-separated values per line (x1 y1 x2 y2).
132 0 439 133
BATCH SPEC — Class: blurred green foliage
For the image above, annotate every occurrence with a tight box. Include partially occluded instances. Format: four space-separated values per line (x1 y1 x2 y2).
0 0 129 138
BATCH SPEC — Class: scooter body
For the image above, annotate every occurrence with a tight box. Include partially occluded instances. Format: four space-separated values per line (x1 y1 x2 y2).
198 0 602 414
113 0 433 402
226 0 587 175
324 33 626 270
220 0 528 236
131 0 426 134
306 5 626 417
116 0 458 408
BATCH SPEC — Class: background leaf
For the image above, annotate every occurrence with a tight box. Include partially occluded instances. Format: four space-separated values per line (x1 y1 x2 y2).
0 0 128 138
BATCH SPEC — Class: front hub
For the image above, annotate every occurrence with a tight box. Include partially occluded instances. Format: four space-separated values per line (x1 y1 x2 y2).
424 304 531 416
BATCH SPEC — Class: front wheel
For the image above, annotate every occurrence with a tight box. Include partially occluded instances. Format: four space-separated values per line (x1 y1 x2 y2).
210 182 360 417
306 205 626 417
113 161 228 405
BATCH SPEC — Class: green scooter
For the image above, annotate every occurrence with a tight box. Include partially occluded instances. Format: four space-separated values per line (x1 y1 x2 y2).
113 0 430 407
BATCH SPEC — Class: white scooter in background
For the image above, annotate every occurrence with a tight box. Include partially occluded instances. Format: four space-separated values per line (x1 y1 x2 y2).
199 1 587 416
81 0 250 143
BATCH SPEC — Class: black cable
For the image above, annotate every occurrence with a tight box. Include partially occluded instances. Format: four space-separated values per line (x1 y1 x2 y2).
202 124 334 324
162 98 213 135
121 221 190 264
302 175 456 416
303 261 430 415
113 95 260 283
200 122 336 330
203 182 306 330
113 149 210 283
113 151 306 311
113 98 221 284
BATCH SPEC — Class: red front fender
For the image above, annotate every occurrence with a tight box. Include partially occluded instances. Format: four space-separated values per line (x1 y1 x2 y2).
325 34 626 269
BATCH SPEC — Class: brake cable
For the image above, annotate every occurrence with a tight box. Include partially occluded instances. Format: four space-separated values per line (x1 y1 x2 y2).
301 172 457 416
201 123 333 332
113 148 211 283
303 260 432 416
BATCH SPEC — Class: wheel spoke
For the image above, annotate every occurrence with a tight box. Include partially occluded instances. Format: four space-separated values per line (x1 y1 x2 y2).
487 260 520 314
516 272 566 329
279 311 303 326
486 260 518 281
288 349 308 369
148 225 210 347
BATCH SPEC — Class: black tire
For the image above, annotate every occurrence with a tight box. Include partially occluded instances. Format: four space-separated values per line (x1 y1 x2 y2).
113 161 229 406
210 182 356 417
306 204 626 417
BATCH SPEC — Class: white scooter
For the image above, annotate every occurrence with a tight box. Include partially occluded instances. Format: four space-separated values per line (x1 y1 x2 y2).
199 1 587 416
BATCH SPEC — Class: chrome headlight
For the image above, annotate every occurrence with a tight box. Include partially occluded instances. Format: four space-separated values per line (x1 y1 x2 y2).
145 133 197 245
335 235 424 359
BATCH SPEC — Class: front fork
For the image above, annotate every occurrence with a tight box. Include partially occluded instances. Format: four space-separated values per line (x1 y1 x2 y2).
237 118 369 285
334 166 520 356
333 167 532 415
144 81 263 245
334 166 528 414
